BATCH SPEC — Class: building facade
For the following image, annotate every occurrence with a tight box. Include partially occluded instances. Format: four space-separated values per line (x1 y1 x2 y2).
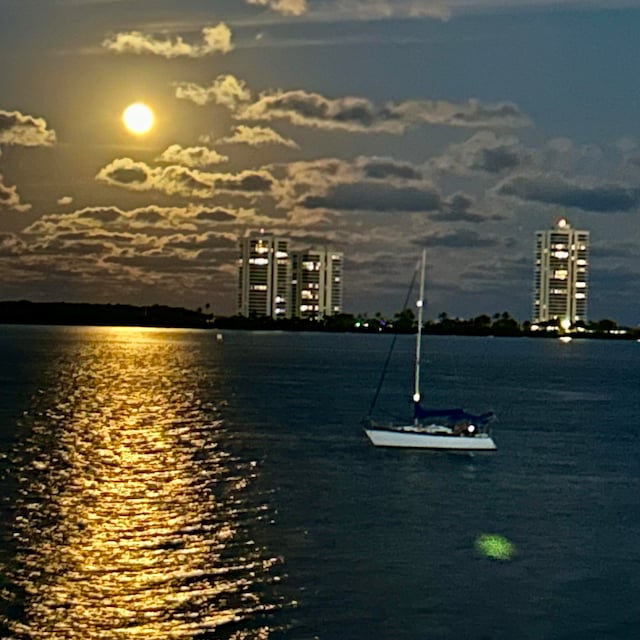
532 217 589 327
291 248 344 320
237 233 291 318
237 233 343 320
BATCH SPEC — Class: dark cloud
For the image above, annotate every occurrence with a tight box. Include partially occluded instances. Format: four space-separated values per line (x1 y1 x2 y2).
496 173 640 212
451 101 526 127
302 181 442 212
362 159 422 180
436 131 526 176
394 98 530 129
196 208 236 222
474 146 521 173
415 229 500 248
429 193 486 223
78 209 122 224
132 210 164 224
105 165 149 186
215 172 273 192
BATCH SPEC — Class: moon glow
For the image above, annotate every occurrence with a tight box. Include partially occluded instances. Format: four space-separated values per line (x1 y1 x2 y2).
122 102 154 135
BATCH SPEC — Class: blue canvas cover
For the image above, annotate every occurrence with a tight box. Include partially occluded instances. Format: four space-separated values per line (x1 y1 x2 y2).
413 403 495 425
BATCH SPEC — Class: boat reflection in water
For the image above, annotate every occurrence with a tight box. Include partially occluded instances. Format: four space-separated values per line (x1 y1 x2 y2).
1 327 285 639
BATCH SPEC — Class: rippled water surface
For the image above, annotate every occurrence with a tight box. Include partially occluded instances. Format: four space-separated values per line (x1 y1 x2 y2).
1 327 639 639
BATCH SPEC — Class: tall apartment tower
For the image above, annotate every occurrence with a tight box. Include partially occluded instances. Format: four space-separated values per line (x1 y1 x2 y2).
237 233 291 318
532 217 589 327
291 248 344 320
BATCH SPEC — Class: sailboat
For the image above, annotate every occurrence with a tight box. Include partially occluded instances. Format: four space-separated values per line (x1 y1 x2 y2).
363 250 497 451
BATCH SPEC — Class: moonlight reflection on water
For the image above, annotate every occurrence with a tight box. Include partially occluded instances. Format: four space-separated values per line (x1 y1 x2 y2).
0 328 286 639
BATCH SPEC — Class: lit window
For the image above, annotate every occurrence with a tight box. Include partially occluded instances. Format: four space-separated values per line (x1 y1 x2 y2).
575 293 586 299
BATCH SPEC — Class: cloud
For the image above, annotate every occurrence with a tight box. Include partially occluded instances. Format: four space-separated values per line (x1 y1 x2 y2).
174 75 251 109
236 89 529 133
96 158 214 197
429 193 488 223
216 125 298 148
496 173 640 212
267 155 431 211
302 181 442 212
174 76 529 134
96 158 274 198
435 131 526 176
0 110 56 147
57 196 74 206
25 204 241 236
0 174 31 212
393 98 530 129
416 229 501 248
361 157 422 180
156 144 229 168
247 0 308 16
195 208 237 222
0 232 25 256
103 23 233 58
215 171 274 193
237 90 405 133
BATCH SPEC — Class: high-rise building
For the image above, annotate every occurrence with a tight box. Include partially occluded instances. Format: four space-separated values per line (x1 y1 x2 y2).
237 233 291 318
237 233 343 320
532 217 589 327
291 248 344 320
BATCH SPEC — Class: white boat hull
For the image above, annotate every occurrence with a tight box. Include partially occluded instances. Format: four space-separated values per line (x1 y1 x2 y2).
364 428 497 451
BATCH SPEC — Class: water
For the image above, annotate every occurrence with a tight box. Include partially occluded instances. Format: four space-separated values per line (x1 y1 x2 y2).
0 326 639 639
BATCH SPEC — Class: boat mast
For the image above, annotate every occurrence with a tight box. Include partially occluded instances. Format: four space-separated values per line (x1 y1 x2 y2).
413 249 426 423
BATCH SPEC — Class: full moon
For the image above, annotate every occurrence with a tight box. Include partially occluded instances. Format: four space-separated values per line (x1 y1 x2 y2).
122 102 154 135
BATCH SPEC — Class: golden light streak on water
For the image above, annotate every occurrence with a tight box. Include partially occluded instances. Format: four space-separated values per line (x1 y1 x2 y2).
0 328 286 639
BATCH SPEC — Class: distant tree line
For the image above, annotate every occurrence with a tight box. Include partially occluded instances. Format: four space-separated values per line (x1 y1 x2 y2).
213 309 639 339
0 301 213 329
1 300 637 339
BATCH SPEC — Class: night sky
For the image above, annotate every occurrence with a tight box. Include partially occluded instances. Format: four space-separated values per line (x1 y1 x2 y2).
1 0 639 324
